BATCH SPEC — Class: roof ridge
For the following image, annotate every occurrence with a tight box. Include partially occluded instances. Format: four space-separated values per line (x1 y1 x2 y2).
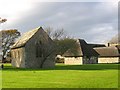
12 26 43 49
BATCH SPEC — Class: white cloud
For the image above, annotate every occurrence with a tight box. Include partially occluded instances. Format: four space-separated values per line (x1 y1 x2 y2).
0 0 41 26
0 2 118 43
87 25 117 43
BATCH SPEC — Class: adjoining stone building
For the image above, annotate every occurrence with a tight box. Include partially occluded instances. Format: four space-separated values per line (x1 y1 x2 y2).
11 27 55 68
62 39 120 65
62 39 99 65
94 46 120 63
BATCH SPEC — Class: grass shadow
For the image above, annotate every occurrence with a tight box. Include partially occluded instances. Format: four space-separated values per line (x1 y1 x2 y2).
2 63 119 71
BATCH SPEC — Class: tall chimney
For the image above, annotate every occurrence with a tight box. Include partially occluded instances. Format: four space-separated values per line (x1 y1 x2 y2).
108 43 110 47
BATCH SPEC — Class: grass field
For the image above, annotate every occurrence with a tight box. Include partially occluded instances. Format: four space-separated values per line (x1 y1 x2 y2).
2 63 119 88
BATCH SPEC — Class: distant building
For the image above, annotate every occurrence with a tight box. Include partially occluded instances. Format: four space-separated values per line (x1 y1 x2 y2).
94 46 119 63
62 39 120 65
11 27 55 68
62 39 99 65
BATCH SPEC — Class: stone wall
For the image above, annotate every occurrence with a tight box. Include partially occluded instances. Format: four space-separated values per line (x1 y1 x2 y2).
11 48 25 68
24 28 55 68
42 56 55 68
64 57 82 65
83 56 98 64
98 57 119 63
11 28 55 68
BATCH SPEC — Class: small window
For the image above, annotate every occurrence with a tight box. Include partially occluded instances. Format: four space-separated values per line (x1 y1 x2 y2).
18 51 20 59
36 41 42 57
13 51 16 58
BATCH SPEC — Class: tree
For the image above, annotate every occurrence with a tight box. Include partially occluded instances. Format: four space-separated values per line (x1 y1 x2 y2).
45 26 76 55
109 33 120 44
39 40 55 68
55 38 76 55
1 29 21 62
45 26 53 38
39 38 76 67
45 26 67 40
43 27 77 64
0 17 7 24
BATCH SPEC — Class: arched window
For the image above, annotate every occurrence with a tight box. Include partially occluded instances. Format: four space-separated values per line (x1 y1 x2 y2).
36 41 42 57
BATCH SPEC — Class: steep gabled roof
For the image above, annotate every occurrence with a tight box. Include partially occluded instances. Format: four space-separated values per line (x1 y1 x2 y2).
79 39 99 56
63 39 120 57
12 27 42 49
62 40 83 57
88 44 106 48
63 39 99 57
94 46 120 57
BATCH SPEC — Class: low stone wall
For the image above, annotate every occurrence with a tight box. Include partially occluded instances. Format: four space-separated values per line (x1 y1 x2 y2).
11 48 25 68
64 57 82 65
98 57 119 63
83 56 98 64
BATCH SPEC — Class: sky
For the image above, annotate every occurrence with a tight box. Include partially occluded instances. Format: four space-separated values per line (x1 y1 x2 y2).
0 0 118 44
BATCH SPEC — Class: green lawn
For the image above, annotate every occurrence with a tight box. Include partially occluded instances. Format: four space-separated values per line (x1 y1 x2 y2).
2 63 119 88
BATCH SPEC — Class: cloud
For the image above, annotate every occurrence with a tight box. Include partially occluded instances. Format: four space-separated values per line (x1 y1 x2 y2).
0 2 118 43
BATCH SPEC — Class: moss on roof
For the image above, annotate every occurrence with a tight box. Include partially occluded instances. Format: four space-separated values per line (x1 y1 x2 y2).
62 40 83 57
12 27 42 49
63 39 99 57
94 46 120 57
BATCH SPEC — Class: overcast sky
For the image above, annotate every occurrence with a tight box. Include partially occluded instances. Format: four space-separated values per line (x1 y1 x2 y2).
0 0 118 44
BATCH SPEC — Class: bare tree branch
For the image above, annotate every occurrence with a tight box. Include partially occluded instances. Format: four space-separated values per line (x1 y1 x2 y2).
109 33 120 44
0 17 7 24
0 29 21 62
45 27 67 40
